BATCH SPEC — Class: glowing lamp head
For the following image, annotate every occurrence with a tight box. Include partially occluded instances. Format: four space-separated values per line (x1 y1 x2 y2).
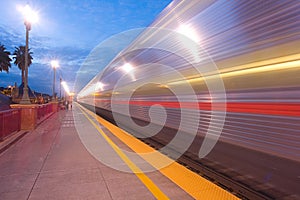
21 5 38 24
51 60 59 68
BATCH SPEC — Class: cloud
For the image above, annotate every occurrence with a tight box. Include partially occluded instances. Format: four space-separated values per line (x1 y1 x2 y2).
0 0 172 95
0 25 23 50
0 24 90 94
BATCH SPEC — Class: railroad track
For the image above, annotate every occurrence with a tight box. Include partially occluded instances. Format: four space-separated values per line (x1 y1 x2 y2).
140 136 274 200
83 104 293 200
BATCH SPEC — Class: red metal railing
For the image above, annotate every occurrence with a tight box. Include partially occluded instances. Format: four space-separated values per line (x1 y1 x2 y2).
0 109 21 141
0 103 58 140
37 103 53 120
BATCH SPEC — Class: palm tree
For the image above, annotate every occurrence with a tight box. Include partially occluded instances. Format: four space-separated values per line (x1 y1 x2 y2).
0 44 12 73
13 46 33 83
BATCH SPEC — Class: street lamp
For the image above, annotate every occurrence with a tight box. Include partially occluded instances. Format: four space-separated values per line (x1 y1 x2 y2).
59 77 62 100
51 60 59 101
61 80 65 100
19 5 38 104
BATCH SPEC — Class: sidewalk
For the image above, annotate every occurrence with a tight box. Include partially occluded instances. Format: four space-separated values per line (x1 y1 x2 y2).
0 109 193 199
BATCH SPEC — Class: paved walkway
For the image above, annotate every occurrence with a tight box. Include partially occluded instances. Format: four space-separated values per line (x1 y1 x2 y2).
0 109 193 200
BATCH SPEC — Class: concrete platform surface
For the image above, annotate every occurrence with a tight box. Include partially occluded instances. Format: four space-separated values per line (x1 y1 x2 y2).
0 109 194 200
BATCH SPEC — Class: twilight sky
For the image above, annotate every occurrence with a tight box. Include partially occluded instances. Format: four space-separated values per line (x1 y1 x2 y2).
0 0 171 95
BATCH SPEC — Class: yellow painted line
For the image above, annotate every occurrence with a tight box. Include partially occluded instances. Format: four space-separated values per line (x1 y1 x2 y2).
80 104 239 200
77 104 169 200
169 54 300 86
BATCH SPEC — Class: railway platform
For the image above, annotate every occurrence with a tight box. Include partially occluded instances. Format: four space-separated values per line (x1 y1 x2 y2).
0 103 238 200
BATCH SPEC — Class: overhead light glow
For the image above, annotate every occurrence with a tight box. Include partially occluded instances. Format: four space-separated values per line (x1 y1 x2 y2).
61 81 70 95
96 81 105 91
177 23 202 63
51 60 59 68
177 24 200 43
121 63 134 73
18 5 39 24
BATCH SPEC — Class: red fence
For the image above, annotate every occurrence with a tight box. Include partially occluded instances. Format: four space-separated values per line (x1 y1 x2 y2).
37 103 53 120
0 109 21 141
0 103 56 141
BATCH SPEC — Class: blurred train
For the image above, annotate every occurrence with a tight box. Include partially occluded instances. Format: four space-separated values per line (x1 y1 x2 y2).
78 0 300 199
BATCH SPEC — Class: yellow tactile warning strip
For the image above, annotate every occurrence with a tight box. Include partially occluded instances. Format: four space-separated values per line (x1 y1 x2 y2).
78 103 239 200
78 105 169 200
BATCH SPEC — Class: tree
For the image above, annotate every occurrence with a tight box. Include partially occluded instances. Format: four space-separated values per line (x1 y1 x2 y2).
0 44 12 73
13 46 33 83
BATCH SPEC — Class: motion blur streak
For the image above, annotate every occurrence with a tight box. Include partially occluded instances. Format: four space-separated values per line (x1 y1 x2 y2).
61 81 71 95
77 0 300 199
185 58 300 84
94 100 300 117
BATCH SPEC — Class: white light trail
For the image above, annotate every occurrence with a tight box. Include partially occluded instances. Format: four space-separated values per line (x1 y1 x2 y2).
61 81 70 95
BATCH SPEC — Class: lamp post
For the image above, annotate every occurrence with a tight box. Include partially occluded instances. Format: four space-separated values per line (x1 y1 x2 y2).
19 5 38 104
51 60 59 101
61 81 65 100
60 77 62 100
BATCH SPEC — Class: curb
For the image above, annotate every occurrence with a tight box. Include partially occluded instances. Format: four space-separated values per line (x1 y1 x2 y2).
0 111 58 155
0 131 29 155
